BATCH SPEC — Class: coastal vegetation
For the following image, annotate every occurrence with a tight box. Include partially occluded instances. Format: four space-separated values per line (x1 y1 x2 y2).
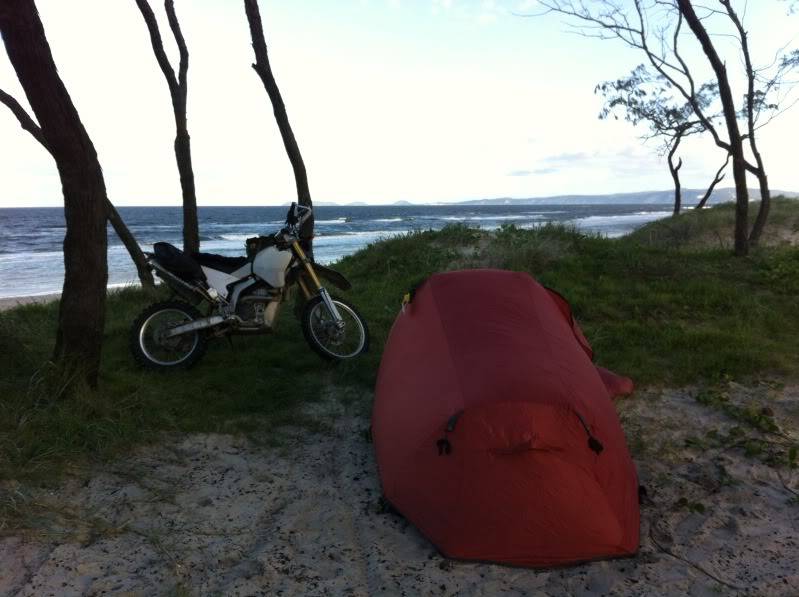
541 0 799 254
1 198 798 487
2 0 794 393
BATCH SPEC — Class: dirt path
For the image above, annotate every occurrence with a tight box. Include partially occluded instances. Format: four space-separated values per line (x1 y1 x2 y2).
1 383 798 596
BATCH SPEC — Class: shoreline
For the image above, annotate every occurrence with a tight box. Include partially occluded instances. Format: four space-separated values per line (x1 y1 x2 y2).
0 283 140 312
0 292 61 311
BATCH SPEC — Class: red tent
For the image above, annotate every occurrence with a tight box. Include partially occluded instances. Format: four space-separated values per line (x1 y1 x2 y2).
372 269 639 567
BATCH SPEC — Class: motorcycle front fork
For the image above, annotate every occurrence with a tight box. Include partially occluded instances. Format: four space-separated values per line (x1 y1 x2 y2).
292 240 345 328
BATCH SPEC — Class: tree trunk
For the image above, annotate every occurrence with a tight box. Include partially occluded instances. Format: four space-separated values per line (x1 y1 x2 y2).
677 0 749 256
695 154 730 210
135 0 199 254
0 0 108 387
244 0 315 247
719 0 771 245
174 122 199 254
749 171 770 244
105 201 154 289
667 135 683 216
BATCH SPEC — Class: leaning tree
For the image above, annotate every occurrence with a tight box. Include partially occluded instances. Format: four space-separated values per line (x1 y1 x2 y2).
134 0 200 254
0 88 154 290
537 0 799 255
0 0 110 387
595 65 728 215
244 0 315 248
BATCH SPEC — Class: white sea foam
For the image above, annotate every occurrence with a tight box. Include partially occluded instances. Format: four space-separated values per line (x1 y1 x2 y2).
569 211 671 237
0 205 674 297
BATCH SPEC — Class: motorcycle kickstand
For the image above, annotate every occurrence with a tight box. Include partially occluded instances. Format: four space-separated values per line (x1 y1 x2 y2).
226 335 235 350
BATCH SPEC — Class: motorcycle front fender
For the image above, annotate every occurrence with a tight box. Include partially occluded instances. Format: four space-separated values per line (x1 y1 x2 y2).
313 264 352 291
285 263 353 299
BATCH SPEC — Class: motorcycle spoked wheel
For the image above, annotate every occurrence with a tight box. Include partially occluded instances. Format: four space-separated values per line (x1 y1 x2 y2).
301 295 369 361
130 301 208 370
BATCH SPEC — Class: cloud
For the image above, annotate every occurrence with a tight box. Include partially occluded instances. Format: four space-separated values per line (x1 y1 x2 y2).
540 151 591 164
507 167 558 177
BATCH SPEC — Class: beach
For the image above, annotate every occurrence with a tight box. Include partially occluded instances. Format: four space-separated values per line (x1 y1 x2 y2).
1 382 797 595
2 204 799 595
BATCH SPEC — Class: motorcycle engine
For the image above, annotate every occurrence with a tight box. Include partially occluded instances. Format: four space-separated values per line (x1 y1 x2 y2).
237 287 272 326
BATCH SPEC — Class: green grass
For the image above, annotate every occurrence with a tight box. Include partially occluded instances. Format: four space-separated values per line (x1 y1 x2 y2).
2 203 799 484
628 196 799 250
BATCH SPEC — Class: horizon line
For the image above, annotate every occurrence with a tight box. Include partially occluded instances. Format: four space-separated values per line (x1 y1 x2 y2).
1 186 794 209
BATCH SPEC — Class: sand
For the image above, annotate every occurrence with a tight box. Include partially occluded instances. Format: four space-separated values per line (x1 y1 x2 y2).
0 293 60 311
1 383 797 596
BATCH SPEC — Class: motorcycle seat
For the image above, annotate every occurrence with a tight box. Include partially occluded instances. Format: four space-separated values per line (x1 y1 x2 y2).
191 252 250 274
153 242 207 283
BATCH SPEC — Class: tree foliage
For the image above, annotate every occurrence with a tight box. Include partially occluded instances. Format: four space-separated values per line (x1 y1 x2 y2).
595 64 720 143
595 65 727 215
537 0 799 255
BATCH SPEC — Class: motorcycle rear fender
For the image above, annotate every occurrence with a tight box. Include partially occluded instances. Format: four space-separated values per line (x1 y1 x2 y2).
149 258 207 305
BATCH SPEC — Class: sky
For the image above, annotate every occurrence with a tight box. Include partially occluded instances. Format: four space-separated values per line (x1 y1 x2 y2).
0 0 797 207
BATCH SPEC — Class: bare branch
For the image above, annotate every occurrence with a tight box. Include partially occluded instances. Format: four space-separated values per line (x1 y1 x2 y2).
0 87 49 151
164 0 188 104
696 153 730 209
135 0 179 100
135 0 198 253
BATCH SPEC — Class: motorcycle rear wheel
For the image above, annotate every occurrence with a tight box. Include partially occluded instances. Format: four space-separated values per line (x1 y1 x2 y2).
130 301 208 370
301 296 369 361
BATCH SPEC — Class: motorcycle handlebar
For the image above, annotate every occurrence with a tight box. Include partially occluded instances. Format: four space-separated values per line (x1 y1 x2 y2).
284 202 312 227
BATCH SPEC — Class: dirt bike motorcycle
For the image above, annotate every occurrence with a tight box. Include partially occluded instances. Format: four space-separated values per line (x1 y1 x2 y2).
130 203 369 369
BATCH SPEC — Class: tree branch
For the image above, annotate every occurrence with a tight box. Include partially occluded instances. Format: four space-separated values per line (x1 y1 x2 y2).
695 153 730 209
0 87 49 151
164 0 188 106
0 89 154 289
134 0 179 101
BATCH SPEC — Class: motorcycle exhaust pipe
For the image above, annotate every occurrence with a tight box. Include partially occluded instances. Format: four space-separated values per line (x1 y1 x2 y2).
150 259 222 306
164 315 228 338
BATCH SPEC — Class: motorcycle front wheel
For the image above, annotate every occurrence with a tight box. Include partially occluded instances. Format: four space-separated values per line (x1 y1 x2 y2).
130 301 208 370
301 296 369 361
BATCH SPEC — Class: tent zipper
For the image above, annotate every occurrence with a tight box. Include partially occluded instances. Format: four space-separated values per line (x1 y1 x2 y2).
436 411 463 456
574 411 604 454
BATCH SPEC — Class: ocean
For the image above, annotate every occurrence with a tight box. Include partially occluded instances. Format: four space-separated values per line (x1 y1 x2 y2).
0 203 672 298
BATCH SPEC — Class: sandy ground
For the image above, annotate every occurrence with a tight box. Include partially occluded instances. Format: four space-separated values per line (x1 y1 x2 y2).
0 294 60 311
1 383 798 596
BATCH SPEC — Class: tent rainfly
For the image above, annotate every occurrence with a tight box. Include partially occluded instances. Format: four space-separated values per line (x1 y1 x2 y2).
373 269 640 567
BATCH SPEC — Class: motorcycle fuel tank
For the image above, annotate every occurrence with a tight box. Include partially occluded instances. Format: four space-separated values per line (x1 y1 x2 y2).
252 246 292 288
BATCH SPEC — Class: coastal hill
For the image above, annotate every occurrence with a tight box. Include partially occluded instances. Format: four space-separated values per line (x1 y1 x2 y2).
285 188 798 207
454 187 799 206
